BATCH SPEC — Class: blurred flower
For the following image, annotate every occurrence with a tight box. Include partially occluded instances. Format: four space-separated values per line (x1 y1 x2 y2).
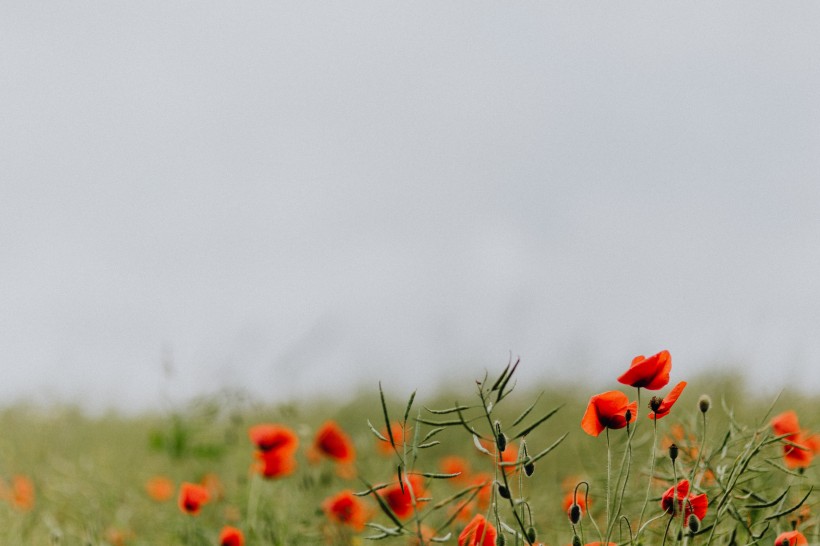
581 391 638 437
617 350 672 390
771 411 820 469
218 525 245 546
469 472 493 511
774 530 807 546
248 424 299 454
660 479 707 520
375 422 406 456
200 473 224 502
458 514 497 546
178 482 210 515
249 423 299 478
313 421 356 463
104 527 134 546
647 381 687 420
2 475 35 512
407 525 436 545
322 490 369 531
145 476 174 502
254 449 297 479
439 456 470 482
381 475 427 519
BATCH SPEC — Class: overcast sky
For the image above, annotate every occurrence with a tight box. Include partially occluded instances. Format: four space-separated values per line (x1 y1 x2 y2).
2 3 819 411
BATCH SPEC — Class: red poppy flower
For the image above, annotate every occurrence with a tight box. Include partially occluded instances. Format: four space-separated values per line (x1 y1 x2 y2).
660 479 707 520
617 350 672 390
218 526 245 546
775 530 808 546
376 422 407 455
314 421 356 463
771 411 819 469
469 472 493 510
254 449 297 479
440 456 470 482
647 381 687 420
248 424 299 454
1 475 35 512
381 475 427 519
145 476 174 502
458 514 497 546
581 391 638 437
178 482 210 515
322 490 369 530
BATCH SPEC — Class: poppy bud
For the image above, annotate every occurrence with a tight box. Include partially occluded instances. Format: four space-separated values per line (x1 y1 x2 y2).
526 527 536 543
496 532 505 546
569 503 581 524
572 535 582 546
495 422 507 453
497 483 510 499
524 461 535 477
625 409 632 424
688 514 700 533
698 395 711 414
669 443 679 462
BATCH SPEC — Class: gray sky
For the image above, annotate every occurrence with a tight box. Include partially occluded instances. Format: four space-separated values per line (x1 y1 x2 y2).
2 3 820 411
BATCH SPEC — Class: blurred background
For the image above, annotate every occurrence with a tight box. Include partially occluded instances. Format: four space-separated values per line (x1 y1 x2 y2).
2 2 819 412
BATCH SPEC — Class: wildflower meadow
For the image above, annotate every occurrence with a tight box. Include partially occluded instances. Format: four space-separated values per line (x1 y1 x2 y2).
0 352 817 546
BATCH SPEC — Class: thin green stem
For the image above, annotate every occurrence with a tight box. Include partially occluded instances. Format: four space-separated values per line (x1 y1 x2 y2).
691 411 707 488
638 418 659 533
606 428 612 538
661 514 674 546
247 472 261 532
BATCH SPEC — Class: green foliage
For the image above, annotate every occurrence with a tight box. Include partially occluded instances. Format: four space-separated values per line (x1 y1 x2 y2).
0 371 816 545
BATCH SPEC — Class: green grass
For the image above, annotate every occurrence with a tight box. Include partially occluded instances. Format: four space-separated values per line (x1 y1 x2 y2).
0 371 817 545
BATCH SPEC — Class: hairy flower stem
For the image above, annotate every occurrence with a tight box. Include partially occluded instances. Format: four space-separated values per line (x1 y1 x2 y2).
606 428 612 542
637 418 659 532
691 411 707 487
605 389 640 544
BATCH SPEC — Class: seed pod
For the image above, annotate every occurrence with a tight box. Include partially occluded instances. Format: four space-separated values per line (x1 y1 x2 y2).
669 443 679 462
572 535 582 546
495 421 507 453
688 514 700 533
569 503 582 524
497 483 510 499
625 408 632 424
524 461 535 477
698 394 711 414
526 527 536 543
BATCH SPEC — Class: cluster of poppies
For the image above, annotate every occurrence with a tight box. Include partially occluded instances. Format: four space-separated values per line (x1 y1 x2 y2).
176 481 243 545
580 351 707 533
581 350 687 436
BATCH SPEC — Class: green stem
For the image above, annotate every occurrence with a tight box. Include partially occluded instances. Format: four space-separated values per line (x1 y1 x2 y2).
637 418 659 535
247 472 261 532
606 428 612 538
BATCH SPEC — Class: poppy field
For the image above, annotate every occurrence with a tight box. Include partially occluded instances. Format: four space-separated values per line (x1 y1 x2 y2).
0 352 817 546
